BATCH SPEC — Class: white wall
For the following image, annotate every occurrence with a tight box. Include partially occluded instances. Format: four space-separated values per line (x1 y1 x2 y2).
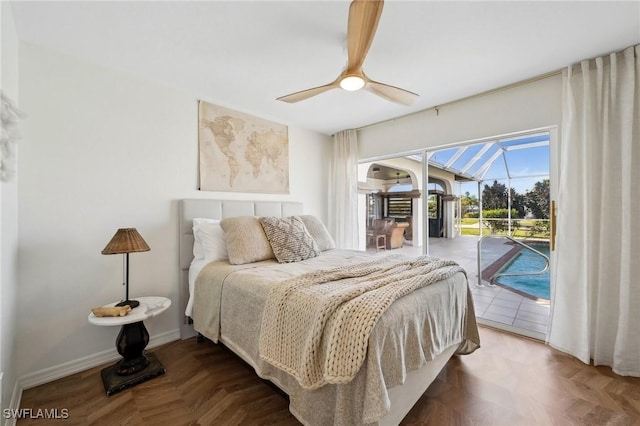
358 75 562 259
359 158 425 245
15 42 331 385
358 76 562 158
1 0 21 415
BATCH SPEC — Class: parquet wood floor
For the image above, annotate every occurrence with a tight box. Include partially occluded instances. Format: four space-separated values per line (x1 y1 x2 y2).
18 326 640 425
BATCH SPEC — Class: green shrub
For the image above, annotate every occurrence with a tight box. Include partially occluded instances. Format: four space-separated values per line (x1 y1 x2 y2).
527 220 551 238
482 208 520 218
482 209 520 233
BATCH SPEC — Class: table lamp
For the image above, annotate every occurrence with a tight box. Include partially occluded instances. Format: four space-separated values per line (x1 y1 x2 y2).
102 228 150 309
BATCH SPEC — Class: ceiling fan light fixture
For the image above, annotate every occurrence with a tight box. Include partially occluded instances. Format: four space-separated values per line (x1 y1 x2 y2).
276 0 418 105
340 75 365 91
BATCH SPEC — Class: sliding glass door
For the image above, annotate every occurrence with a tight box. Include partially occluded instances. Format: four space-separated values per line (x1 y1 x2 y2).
358 128 557 341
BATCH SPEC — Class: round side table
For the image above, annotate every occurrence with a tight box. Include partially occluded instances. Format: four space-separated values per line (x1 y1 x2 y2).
88 296 171 396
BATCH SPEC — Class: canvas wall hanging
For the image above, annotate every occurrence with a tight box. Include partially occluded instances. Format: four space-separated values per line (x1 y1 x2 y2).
0 92 26 182
198 100 289 194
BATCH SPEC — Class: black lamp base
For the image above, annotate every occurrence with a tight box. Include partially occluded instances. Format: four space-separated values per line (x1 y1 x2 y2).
101 352 165 396
100 320 165 396
116 299 139 309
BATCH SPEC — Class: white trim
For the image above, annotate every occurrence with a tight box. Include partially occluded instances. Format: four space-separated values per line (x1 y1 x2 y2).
4 328 180 421
19 328 179 390
476 318 546 341
3 380 21 426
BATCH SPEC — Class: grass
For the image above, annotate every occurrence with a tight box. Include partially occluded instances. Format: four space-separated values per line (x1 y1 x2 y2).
458 218 550 239
458 227 550 239
460 228 491 236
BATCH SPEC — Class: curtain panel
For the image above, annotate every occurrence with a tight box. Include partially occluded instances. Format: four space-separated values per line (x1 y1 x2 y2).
328 129 359 249
548 45 639 376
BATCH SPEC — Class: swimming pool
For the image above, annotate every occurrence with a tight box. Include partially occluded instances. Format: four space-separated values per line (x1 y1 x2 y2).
496 244 550 300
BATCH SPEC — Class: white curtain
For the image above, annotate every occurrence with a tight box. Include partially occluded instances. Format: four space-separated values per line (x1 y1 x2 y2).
548 45 640 376
328 129 359 249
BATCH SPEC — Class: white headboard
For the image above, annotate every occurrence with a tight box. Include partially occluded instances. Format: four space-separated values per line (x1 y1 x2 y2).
179 199 303 338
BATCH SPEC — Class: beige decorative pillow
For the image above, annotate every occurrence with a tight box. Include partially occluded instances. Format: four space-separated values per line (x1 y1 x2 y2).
220 216 274 265
299 215 336 251
259 216 320 263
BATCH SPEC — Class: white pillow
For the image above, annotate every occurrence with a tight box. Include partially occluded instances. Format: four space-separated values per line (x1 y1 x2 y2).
192 218 214 259
192 218 228 261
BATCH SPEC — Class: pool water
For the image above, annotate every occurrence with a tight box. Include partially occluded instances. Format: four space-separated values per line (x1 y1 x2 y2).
496 245 550 300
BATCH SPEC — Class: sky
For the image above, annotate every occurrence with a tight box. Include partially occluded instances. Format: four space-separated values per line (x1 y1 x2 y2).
429 133 550 195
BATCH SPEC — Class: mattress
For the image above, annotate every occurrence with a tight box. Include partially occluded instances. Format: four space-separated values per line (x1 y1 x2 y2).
192 249 479 425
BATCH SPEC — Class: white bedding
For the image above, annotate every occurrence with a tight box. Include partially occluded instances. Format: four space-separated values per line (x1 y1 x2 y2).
185 258 208 317
191 250 480 425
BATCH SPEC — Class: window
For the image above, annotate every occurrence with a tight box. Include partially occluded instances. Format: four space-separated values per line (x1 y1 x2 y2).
387 196 412 217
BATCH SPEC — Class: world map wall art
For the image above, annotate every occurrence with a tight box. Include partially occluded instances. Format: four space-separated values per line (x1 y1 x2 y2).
198 100 289 193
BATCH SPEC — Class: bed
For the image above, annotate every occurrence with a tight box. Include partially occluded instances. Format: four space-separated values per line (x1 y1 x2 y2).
179 199 480 425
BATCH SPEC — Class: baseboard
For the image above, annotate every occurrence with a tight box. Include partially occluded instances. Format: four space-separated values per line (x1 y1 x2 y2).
17 328 180 392
3 380 21 426
2 329 178 425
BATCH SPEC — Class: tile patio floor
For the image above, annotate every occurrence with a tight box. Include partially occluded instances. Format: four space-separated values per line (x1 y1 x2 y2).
371 236 550 340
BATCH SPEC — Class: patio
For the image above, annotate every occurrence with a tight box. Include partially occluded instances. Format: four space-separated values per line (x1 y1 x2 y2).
374 236 550 340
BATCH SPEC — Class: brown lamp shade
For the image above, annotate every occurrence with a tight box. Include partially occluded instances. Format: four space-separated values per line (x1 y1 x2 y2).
101 228 150 255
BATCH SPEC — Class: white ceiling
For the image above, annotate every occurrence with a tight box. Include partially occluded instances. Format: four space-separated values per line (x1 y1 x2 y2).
9 1 640 135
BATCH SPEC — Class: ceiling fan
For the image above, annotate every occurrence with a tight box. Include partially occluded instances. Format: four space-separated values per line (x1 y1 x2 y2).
276 0 418 106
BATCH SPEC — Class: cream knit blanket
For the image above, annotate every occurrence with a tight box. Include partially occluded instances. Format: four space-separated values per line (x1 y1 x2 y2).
258 255 465 390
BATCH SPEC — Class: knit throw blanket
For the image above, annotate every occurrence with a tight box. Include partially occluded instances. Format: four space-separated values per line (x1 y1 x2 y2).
258 255 465 390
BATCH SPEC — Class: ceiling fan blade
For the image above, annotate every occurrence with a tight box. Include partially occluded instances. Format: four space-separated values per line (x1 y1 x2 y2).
347 0 384 72
365 79 419 106
276 81 340 103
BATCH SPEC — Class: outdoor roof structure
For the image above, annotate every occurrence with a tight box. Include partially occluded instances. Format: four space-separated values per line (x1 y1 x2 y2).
363 132 550 198
408 132 550 184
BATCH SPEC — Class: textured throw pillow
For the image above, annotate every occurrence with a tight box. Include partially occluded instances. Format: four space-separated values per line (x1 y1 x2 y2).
193 219 228 262
259 216 320 263
220 216 275 265
299 215 336 251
